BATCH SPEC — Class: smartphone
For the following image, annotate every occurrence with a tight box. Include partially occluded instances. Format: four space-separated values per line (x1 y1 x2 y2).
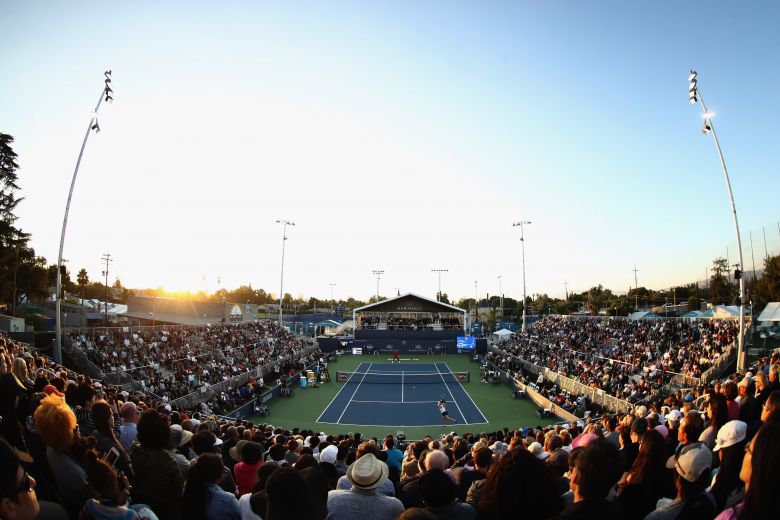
104 447 120 467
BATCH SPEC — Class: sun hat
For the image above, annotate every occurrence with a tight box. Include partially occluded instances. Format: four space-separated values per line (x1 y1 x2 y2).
319 445 338 464
713 420 747 452
666 442 712 482
230 439 249 461
489 441 508 456
346 453 389 490
170 424 193 447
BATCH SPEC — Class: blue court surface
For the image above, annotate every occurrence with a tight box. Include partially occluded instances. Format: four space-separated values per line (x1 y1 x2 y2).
317 362 488 427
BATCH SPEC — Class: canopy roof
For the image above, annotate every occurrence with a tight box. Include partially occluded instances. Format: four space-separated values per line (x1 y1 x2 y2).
758 302 780 322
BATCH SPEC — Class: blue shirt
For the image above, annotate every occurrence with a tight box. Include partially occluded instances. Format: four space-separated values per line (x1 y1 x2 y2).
205 483 240 520
384 448 404 472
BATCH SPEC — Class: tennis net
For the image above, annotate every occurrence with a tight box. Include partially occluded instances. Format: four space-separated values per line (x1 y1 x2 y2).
336 370 470 384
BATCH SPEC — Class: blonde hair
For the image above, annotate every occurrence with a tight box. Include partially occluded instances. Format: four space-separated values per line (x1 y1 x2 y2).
35 394 77 451
12 357 28 381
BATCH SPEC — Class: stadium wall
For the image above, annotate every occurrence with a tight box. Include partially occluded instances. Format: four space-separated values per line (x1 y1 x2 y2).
317 337 487 355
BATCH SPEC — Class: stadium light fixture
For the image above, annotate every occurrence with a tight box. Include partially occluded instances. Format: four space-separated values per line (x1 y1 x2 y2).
372 270 385 301
512 221 532 332
55 70 114 365
688 69 746 370
431 268 448 301
276 219 295 327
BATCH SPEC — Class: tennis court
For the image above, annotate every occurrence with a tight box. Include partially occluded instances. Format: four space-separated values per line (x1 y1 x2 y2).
317 362 488 427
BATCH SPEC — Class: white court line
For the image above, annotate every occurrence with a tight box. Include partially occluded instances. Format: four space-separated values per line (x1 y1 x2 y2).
351 399 440 404
437 362 489 423
316 362 369 423
435 364 467 424
336 362 372 424
401 371 404 403
317 419 489 427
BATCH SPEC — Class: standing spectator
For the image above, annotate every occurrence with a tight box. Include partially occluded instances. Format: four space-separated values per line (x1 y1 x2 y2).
119 402 140 452
182 453 240 520
478 448 563 520
326 454 404 520
552 440 624 519
130 410 184 520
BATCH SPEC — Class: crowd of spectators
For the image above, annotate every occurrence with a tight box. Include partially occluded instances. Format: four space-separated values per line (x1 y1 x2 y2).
2 331 780 519
490 317 738 405
359 313 464 332
67 322 314 402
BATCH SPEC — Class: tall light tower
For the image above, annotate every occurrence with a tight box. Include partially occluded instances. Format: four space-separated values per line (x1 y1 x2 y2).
512 221 532 331
497 275 503 319
633 265 639 310
55 70 114 364
276 219 294 326
372 270 384 301
431 268 448 301
688 70 746 370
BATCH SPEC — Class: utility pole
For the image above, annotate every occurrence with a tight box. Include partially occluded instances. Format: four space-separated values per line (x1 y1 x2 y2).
564 281 568 301
497 275 503 319
749 232 757 283
101 253 112 326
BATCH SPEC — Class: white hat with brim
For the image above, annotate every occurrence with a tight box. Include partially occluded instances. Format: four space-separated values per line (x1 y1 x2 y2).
346 453 388 490
170 424 193 447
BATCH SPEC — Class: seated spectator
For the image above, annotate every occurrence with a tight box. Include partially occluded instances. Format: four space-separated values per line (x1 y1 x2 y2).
80 450 157 520
553 440 624 519
327 454 404 520
646 442 715 519
233 441 264 496
699 394 728 450
130 410 184 520
715 414 780 519
0 437 41 520
710 420 747 511
457 447 491 501
615 429 675 519
34 394 93 515
417 469 475 520
182 453 240 520
338 442 396 498
191 431 236 494
119 402 140 452
263 467 317 520
477 447 563 520
91 401 132 477
760 390 780 423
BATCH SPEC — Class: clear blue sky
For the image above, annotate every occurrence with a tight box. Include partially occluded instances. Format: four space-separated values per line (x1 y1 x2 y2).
2 1 778 302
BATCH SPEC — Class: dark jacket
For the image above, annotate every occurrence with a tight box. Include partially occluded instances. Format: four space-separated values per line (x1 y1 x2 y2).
553 499 627 520
130 443 184 520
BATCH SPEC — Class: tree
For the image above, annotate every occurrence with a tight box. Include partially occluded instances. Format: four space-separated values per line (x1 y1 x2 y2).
709 257 732 304
77 269 89 303
755 254 780 312
687 296 702 312
586 285 607 315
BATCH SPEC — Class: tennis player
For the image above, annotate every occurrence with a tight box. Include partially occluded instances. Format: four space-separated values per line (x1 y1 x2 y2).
393 350 400 363
438 399 457 425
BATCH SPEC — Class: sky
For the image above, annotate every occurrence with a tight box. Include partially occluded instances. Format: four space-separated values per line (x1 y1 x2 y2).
2 1 779 303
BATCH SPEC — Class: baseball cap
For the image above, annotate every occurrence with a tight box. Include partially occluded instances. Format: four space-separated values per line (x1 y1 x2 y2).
713 420 747 452
528 442 549 460
666 442 712 482
666 410 683 423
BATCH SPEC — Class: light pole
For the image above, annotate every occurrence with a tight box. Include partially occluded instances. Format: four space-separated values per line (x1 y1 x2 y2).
55 70 113 364
329 283 336 315
497 275 503 319
633 265 639 310
276 219 294 327
474 280 478 332
431 268 447 301
372 270 384 301
688 70 746 370
512 220 532 331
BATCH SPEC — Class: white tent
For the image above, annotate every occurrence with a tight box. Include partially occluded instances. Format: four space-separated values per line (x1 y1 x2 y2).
710 305 740 319
758 302 780 322
492 328 513 342
629 311 661 321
